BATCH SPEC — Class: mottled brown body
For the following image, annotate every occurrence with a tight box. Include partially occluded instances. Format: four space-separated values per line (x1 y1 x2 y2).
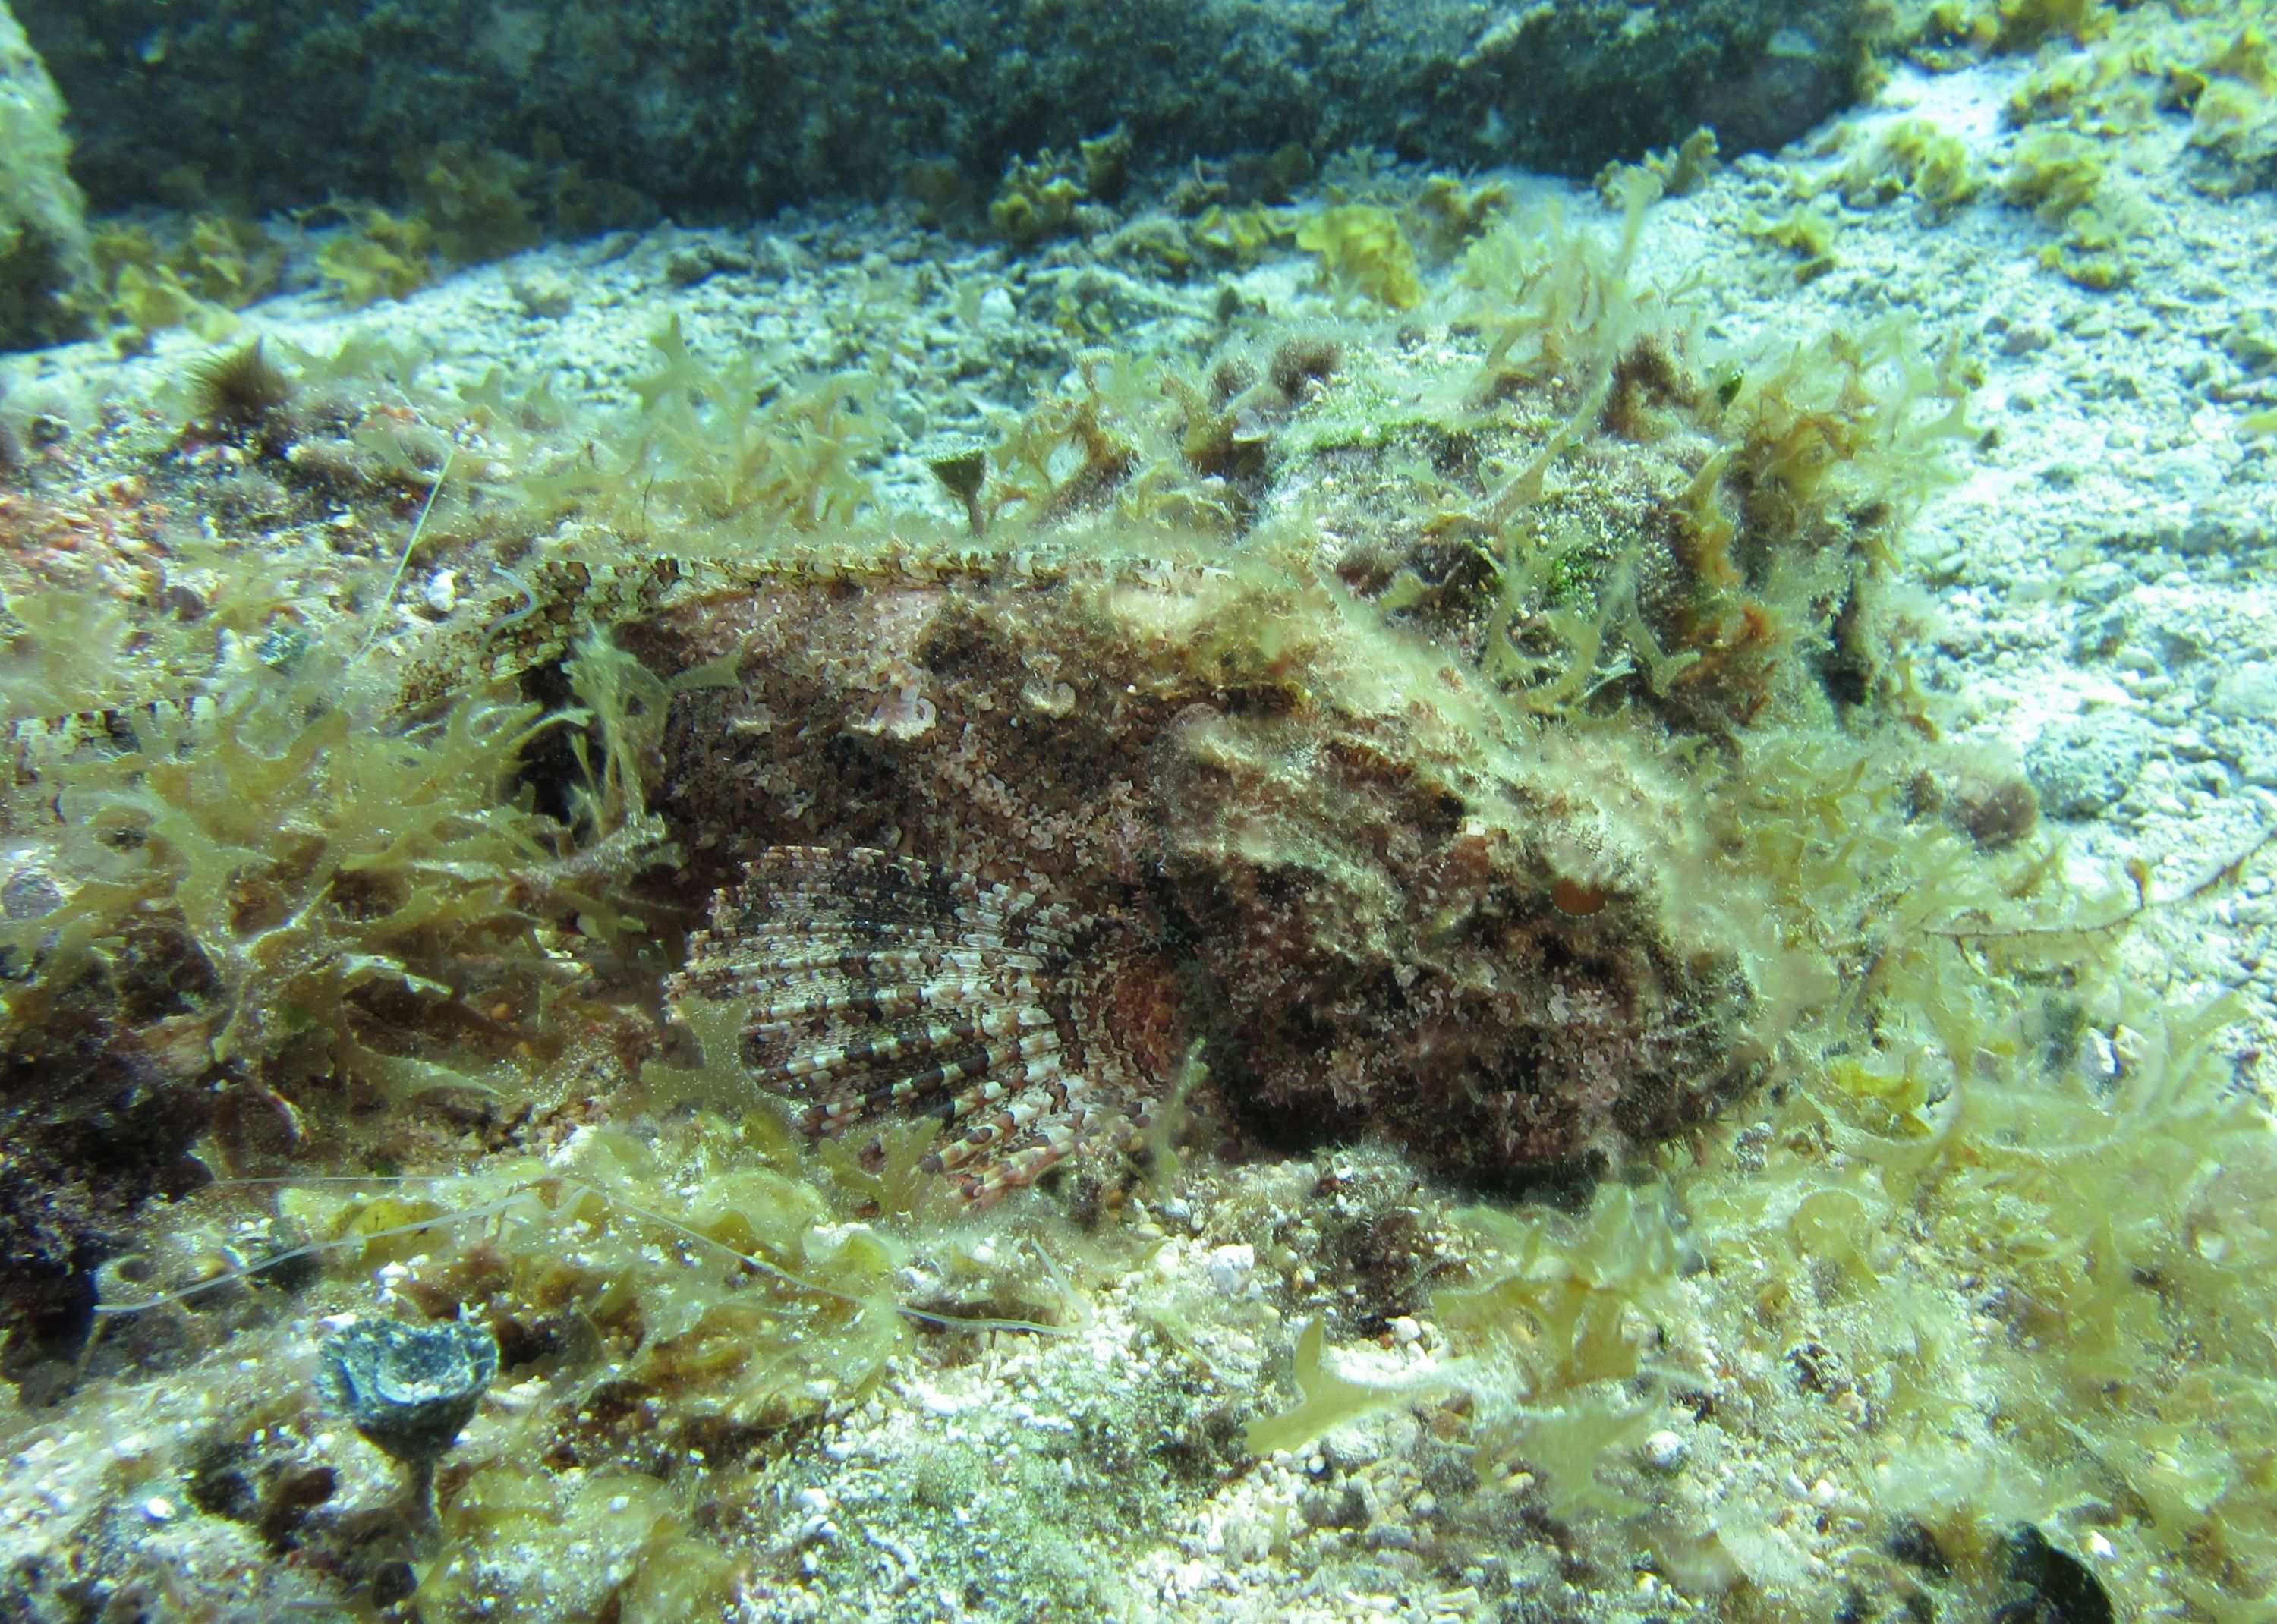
628 547 1765 1196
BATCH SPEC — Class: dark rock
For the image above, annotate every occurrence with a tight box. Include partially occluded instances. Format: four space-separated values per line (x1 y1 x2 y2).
0 912 221 1396
181 1437 260 1522
1888 1515 1951 1575
20 1 1875 221
1300 1482 1372 1531
256 1462 339 1553
1994 1525 2114 1624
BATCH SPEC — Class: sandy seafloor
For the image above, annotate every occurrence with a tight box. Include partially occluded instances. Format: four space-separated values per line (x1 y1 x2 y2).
2 37 2275 1624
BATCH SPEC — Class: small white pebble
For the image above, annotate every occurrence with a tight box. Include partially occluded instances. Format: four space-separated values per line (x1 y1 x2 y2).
798 1515 839 1546
141 1497 176 1523
2089 1532 2115 1559
1810 1477 1838 1507
795 1487 833 1515
511 270 575 319
977 286 1016 328
423 569 458 614
1642 1430 1688 1472
1389 1316 1421 1345
1205 1243 1256 1298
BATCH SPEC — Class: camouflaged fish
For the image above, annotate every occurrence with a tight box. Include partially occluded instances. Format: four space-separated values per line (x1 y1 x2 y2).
668 845 1172 1207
